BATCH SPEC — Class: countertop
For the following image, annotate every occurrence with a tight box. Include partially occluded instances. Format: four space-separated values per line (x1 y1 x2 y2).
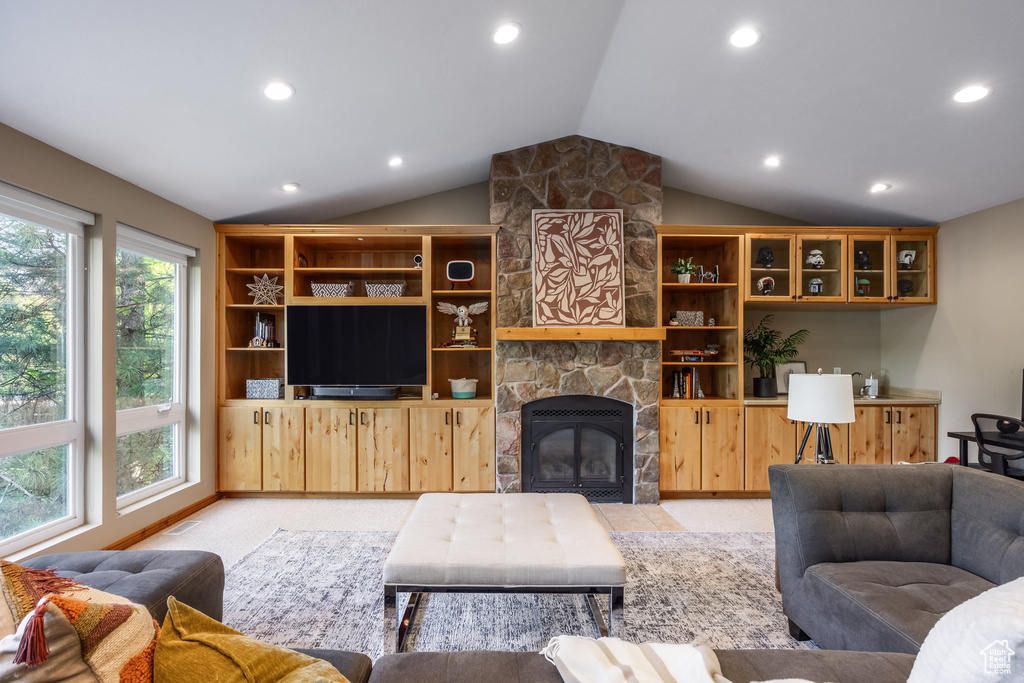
743 386 941 407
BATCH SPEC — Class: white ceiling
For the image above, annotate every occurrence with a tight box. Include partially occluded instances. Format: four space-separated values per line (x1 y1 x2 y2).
1 0 1022 225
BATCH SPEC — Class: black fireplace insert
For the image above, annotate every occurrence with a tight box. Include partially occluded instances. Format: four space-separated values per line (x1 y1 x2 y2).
520 395 633 503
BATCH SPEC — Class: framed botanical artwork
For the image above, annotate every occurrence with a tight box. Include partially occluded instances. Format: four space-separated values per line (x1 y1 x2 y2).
775 361 807 394
532 209 624 327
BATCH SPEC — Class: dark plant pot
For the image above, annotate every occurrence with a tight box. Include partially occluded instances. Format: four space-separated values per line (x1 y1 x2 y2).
752 377 777 398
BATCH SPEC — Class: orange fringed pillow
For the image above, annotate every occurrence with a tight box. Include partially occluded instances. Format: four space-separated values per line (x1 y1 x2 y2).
0 561 158 682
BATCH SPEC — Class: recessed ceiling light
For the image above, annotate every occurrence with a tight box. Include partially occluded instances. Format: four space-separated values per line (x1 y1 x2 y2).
869 182 892 193
262 81 295 101
491 22 521 44
388 156 404 168
282 182 300 192
729 26 761 48
953 84 990 103
764 156 781 168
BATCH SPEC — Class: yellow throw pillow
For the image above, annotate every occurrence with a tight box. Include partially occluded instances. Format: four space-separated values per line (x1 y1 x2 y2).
155 597 349 683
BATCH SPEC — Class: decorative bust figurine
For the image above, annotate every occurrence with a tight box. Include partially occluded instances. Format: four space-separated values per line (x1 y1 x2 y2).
855 250 872 270
897 279 914 296
805 249 825 268
897 250 916 270
808 278 824 295
755 246 775 268
756 276 775 295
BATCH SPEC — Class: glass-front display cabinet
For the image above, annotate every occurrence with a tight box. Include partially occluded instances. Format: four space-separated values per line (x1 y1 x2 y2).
848 235 890 304
891 234 934 303
745 234 795 301
796 235 846 302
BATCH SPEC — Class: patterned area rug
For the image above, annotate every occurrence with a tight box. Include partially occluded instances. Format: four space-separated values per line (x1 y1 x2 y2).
222 529 810 659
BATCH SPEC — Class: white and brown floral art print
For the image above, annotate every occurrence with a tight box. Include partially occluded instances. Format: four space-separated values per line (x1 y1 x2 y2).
532 209 625 327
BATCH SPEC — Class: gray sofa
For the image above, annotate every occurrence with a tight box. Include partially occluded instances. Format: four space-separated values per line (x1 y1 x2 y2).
770 463 1024 654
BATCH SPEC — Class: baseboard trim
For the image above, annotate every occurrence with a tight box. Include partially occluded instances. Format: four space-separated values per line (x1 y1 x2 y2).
660 491 771 499
104 493 223 550
220 491 424 500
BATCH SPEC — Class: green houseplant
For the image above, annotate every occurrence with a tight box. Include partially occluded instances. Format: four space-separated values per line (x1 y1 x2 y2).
743 315 809 398
670 257 698 283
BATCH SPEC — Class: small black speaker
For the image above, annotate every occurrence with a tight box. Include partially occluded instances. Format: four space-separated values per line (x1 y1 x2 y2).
447 260 474 283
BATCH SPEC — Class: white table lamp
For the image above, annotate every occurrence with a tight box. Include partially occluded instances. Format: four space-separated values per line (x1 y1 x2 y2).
787 371 855 464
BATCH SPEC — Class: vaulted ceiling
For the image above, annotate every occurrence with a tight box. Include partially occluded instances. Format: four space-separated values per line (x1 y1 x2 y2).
2 1 1022 225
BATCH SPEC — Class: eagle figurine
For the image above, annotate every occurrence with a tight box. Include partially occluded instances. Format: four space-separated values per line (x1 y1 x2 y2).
436 301 489 327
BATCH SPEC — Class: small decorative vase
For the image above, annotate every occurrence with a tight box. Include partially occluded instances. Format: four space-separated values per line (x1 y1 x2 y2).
677 274 691 283
752 377 777 398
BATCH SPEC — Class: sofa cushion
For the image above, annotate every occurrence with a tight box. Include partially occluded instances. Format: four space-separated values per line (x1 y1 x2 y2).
368 651 563 683
155 597 349 682
950 467 1024 585
22 550 224 624
294 649 372 683
715 649 915 683
802 561 995 653
908 575 1024 683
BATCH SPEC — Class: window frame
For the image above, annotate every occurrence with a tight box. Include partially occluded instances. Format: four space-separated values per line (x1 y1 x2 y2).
114 224 196 507
0 198 87 555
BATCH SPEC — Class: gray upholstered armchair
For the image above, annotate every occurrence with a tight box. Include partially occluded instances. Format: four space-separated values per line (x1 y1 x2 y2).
769 464 1024 653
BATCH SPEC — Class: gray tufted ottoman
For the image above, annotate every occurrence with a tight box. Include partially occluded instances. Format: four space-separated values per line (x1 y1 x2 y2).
383 493 626 653
22 549 224 624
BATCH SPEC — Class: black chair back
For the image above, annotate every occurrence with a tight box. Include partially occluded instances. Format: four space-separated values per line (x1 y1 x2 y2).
971 413 1024 476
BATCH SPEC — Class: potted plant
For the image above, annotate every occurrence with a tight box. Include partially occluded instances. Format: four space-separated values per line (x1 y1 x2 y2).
743 315 809 398
671 257 697 283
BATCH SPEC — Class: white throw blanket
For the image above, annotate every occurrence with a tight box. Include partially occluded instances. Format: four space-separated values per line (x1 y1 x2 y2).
541 636 815 683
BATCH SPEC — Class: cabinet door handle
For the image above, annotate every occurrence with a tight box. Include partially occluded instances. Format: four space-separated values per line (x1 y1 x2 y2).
885 410 891 424
360 411 366 425
445 411 449 425
797 295 803 300
694 410 699 424
897 410 903 424
264 410 270 425
456 411 461 427
791 295 797 300
253 410 259 424
705 410 710 424
349 411 355 426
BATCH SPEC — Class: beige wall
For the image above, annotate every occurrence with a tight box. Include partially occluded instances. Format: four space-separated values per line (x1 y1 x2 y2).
662 187 811 227
882 196 1024 461
329 182 491 225
0 123 217 559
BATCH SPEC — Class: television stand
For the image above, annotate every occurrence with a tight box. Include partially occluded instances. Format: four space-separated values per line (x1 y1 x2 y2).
311 386 399 401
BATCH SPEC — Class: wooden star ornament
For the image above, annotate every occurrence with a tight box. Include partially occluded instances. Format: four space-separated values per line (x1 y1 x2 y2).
247 274 283 305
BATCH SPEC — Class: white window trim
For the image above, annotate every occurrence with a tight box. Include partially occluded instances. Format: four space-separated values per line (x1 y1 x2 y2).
114 226 193 508
0 222 85 556
0 180 93 236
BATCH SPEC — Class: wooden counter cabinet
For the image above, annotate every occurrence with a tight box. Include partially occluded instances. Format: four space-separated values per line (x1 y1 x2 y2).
660 405 743 492
356 407 410 492
410 406 496 492
304 407 358 492
218 406 304 492
849 404 937 464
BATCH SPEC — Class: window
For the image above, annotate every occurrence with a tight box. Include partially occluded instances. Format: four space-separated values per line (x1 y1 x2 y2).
0 181 90 554
114 224 195 506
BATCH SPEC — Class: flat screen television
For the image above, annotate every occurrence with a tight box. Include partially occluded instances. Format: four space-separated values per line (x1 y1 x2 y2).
286 305 427 387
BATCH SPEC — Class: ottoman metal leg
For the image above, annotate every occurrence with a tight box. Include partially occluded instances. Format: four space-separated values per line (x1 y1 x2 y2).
383 584 398 654
609 586 625 637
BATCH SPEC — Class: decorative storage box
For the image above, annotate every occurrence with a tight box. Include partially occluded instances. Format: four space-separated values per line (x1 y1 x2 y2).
311 281 354 297
246 378 285 400
675 310 704 327
365 282 406 297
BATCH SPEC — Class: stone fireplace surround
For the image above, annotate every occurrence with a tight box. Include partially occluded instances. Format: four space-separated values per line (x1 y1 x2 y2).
490 136 663 504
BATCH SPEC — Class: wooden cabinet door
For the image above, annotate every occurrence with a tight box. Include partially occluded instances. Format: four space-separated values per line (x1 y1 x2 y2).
357 408 409 492
893 405 937 462
410 407 453 492
453 407 496 492
849 405 892 464
701 407 744 490
659 407 702 491
796 422 850 465
745 407 795 490
304 407 357 492
262 407 305 491
218 407 262 491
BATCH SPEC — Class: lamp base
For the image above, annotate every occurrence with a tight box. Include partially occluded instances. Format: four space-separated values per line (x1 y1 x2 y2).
796 422 837 465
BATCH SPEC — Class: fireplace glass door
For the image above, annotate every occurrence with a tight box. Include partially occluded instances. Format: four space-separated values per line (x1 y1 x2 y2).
531 422 623 494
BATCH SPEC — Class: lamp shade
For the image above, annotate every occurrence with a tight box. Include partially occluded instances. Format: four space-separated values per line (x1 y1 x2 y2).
787 374 855 424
